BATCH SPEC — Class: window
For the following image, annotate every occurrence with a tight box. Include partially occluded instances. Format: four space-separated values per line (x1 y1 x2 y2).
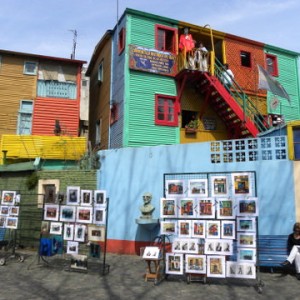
23 61 38 75
98 60 104 83
155 94 178 126
266 54 278 76
240 51 251 68
155 25 177 53
95 119 102 145
110 103 119 125
293 127 300 160
17 100 33 134
118 27 125 54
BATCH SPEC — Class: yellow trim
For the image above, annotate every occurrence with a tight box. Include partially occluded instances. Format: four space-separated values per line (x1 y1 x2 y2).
287 121 300 160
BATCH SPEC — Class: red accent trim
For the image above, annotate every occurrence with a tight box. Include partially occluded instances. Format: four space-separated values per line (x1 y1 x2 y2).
155 94 178 126
118 27 126 54
265 53 279 77
154 24 177 54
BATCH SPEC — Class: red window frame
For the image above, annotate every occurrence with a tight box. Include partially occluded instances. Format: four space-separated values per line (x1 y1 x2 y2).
266 54 278 77
118 27 125 54
110 103 119 125
155 24 177 54
155 94 178 126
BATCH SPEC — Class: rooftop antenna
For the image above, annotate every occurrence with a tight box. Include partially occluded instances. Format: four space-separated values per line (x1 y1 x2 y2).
69 29 77 59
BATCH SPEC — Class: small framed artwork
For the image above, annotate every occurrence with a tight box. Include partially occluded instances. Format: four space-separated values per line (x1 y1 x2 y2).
0 206 9 215
236 198 258 216
187 239 199 253
66 186 80 205
206 220 221 239
63 224 74 241
205 239 233 255
1 191 16 206
211 176 228 197
88 224 105 242
70 254 88 271
66 241 79 255
172 238 182 252
41 221 49 234
207 255 226 278
142 246 161 259
49 222 63 235
216 198 235 219
160 198 177 218
6 217 18 229
232 173 252 196
80 190 93 206
178 198 195 218
197 198 215 219
221 220 236 239
52 235 63 255
94 190 106 206
160 220 177 235
178 220 192 238
165 180 185 197
226 261 256 279
236 217 256 232
9 206 19 216
74 224 86 242
165 253 184 275
237 248 256 263
188 179 208 197
185 255 206 274
60 205 76 222
94 207 106 225
0 216 7 228
76 206 93 224
237 232 256 248
192 220 206 238
44 204 59 221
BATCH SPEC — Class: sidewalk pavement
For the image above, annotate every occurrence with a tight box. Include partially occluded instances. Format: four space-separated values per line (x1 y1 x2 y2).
0 250 299 300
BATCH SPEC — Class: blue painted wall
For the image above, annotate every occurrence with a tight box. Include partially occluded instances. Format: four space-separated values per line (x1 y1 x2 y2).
98 137 294 242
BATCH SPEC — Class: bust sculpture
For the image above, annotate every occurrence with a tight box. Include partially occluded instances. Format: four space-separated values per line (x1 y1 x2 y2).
139 192 155 219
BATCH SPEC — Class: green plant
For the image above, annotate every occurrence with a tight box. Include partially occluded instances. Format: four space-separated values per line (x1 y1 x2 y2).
185 118 200 129
26 172 39 190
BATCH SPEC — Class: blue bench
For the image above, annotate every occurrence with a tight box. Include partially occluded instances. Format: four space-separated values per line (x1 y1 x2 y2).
257 235 289 272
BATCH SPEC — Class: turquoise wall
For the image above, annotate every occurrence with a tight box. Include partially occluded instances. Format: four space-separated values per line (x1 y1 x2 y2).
98 136 295 243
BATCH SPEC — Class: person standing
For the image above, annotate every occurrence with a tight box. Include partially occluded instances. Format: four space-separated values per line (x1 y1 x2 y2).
179 27 195 69
221 63 234 91
195 42 209 72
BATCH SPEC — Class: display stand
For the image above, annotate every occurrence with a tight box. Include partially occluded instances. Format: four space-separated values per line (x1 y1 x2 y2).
144 258 162 284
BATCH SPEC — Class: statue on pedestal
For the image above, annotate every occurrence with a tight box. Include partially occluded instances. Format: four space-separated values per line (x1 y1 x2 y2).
139 192 155 219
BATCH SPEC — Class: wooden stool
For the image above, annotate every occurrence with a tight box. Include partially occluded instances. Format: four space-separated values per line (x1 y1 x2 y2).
144 258 161 284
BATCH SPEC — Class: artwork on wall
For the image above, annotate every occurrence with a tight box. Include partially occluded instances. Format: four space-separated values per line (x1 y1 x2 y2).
172 238 199 254
236 198 258 217
74 224 86 242
0 216 7 228
188 179 208 197
178 198 195 218
185 255 206 274
197 198 215 219
160 198 177 218
0 206 9 215
206 220 221 239
60 205 76 222
70 254 88 271
94 190 107 206
66 186 80 205
6 217 18 229
9 206 19 216
52 235 63 255
237 248 256 263
165 253 184 275
160 220 177 235
93 207 106 225
76 206 93 224
216 198 235 219
232 173 252 196
236 217 256 232
226 261 256 279
88 225 105 242
80 190 93 206
66 241 79 254
44 204 59 221
221 220 236 239
63 224 74 241
210 176 228 197
142 246 161 259
165 180 185 197
207 255 226 278
204 239 233 255
1 191 16 206
178 220 192 238
191 220 206 238
237 232 256 248
49 222 63 235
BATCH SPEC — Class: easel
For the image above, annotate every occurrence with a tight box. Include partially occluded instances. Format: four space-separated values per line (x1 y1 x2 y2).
144 258 162 284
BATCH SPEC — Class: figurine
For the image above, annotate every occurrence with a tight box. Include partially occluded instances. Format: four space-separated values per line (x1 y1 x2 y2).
139 192 155 219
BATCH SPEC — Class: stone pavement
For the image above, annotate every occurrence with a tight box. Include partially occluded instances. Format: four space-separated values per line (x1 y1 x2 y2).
0 250 299 300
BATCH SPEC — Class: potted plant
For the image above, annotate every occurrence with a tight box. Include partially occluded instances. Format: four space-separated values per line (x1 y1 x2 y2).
185 117 200 133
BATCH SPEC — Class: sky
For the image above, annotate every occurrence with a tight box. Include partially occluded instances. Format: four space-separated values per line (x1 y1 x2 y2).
1 0 300 64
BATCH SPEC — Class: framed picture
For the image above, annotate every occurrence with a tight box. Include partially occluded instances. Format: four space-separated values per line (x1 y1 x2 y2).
185 255 206 274
63 224 74 241
226 261 256 279
49 222 63 235
88 225 105 242
232 173 252 196
165 180 185 197
94 190 106 206
9 206 19 216
172 238 198 253
236 198 258 216
52 235 63 255
1 191 16 206
76 206 93 224
178 220 192 238
237 248 256 263
206 220 221 239
44 204 59 221
142 246 161 259
41 221 49 234
70 254 88 271
216 198 235 219
205 239 233 255
178 198 195 218
236 217 256 232
60 205 76 222
197 198 215 219
66 186 80 205
160 220 177 235
165 253 184 275
207 255 226 278
188 179 208 197
221 220 236 239
6 217 18 229
192 220 206 238
0 216 7 228
0 206 9 215
80 190 93 206
66 241 79 254
237 232 256 248
94 207 106 225
74 224 86 242
211 176 228 197
160 198 177 218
